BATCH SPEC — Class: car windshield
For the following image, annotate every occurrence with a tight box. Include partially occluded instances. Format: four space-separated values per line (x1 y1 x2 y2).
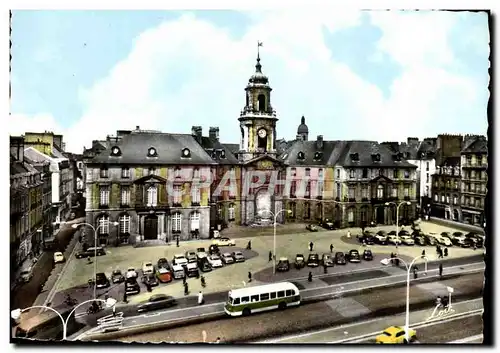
113 270 121 275
382 331 392 336
211 256 220 260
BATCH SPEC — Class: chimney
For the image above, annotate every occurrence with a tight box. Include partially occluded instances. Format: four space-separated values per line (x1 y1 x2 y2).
10 136 24 163
316 135 324 150
53 134 63 149
209 127 219 141
407 137 419 145
191 126 203 143
135 125 140 131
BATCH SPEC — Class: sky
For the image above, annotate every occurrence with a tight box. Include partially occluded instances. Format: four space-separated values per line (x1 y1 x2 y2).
9 10 490 153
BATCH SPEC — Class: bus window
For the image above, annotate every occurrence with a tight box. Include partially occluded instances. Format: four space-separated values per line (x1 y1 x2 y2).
233 298 240 305
241 296 249 303
251 295 259 302
285 290 292 297
292 290 297 296
260 293 270 301
228 296 233 303
277 291 285 298
270 292 277 299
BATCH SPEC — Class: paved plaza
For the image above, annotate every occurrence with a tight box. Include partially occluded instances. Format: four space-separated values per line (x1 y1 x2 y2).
51 220 480 307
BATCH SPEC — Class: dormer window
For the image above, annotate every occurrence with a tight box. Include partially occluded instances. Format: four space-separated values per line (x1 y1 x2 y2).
182 148 191 158
148 147 157 157
393 154 401 162
298 151 305 160
371 154 381 162
420 151 426 159
314 151 323 160
193 168 200 179
350 153 359 161
100 167 108 178
111 146 121 156
220 150 226 159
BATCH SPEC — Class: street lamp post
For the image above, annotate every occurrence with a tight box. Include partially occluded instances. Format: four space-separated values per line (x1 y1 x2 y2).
11 297 117 340
259 209 292 275
381 255 428 343
385 201 411 250
72 222 119 299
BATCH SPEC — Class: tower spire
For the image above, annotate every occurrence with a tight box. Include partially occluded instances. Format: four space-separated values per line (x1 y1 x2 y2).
256 41 263 73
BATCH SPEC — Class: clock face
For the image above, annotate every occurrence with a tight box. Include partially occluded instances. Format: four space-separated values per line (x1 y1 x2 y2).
112 147 119 154
258 129 267 138
183 149 190 156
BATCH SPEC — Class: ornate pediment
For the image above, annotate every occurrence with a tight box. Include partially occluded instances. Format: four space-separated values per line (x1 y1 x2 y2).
370 175 393 183
244 154 285 170
134 174 167 185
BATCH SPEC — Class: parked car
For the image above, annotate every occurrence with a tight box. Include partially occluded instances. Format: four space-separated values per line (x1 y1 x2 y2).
212 237 236 247
125 278 140 295
141 273 159 287
185 251 197 263
453 235 470 248
387 235 402 246
232 251 245 263
53 252 65 264
424 233 437 246
294 254 306 269
411 223 421 232
375 231 388 245
75 247 106 259
363 249 373 261
171 264 185 279
276 257 290 272
436 235 452 246
156 267 173 283
465 232 483 247
322 254 334 267
221 253 234 265
452 231 464 238
347 249 361 263
208 244 221 256
400 235 415 246
320 219 335 230
387 230 397 236
198 257 213 272
196 247 208 259
157 258 170 271
441 232 453 241
375 326 417 344
413 233 427 246
185 262 199 277
335 252 347 265
359 233 375 245
172 254 188 267
126 267 138 279
398 230 410 237
142 262 155 275
306 224 319 232
19 268 33 283
137 294 177 313
207 254 223 268
307 253 320 267
111 269 125 284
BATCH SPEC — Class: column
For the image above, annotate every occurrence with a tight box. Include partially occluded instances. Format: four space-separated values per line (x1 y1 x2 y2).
243 126 249 151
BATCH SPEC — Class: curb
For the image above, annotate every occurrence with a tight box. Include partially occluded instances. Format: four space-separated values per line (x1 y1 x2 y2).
80 269 483 341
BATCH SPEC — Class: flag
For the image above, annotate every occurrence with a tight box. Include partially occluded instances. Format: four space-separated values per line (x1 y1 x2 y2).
258 41 263 47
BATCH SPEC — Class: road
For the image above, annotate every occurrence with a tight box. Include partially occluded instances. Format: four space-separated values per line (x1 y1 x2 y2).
76 254 483 322
103 272 483 343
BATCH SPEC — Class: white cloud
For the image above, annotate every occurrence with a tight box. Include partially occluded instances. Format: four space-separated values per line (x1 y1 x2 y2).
10 11 488 152
9 112 64 136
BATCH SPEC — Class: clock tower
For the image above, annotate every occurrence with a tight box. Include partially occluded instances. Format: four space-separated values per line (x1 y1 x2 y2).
238 44 278 162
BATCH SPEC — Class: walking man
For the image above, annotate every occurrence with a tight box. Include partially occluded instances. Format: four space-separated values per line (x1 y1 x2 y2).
323 264 328 274
444 248 448 257
309 241 314 252
269 251 273 262
439 263 443 279
330 244 334 253
198 291 204 305
308 271 313 282
184 282 189 295
248 271 252 283
347 230 351 239
413 266 418 279
176 237 180 247
421 249 426 257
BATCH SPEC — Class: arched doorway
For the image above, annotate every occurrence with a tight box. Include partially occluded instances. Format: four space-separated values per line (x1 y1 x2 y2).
376 207 385 225
255 188 272 220
144 215 158 240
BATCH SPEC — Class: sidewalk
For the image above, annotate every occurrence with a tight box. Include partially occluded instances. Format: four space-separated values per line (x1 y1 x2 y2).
428 217 484 235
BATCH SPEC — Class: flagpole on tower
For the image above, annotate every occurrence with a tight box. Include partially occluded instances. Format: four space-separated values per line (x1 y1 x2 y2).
257 41 263 59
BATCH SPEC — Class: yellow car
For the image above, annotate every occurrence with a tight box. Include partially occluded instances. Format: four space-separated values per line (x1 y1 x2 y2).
375 326 417 344
212 237 236 247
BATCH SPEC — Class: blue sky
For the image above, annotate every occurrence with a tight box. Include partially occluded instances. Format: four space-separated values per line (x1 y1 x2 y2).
10 10 489 153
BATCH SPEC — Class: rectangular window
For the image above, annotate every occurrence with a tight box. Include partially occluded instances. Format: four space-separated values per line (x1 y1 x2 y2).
434 194 438 201
392 187 398 198
277 291 285 298
172 213 182 232
251 295 259 302
446 194 450 203
453 196 458 204
348 187 355 199
173 185 182 204
270 292 277 299
441 195 445 203
393 169 398 179
404 186 410 197
426 173 429 183
336 169 340 178
305 168 310 177
291 168 297 177
193 168 200 179
362 168 368 178
233 298 240 305
285 290 293 297
228 206 235 220
121 168 130 179
121 186 130 206
361 187 368 199
191 185 200 203
349 169 355 179
426 162 429 171
147 186 158 207
305 181 311 197
404 170 410 178
100 168 108 178
348 209 354 222
119 215 130 233
99 186 109 206
241 296 249 304
336 184 341 199
466 155 472 166
260 293 270 301
290 181 297 198
377 187 383 199
425 186 429 195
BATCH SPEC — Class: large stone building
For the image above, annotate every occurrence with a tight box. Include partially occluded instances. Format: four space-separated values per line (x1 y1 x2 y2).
83 52 420 245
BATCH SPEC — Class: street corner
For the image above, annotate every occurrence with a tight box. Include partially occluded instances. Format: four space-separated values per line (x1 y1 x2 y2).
419 221 463 235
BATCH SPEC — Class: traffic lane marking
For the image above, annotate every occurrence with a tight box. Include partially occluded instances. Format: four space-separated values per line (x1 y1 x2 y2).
259 298 483 343
448 334 483 344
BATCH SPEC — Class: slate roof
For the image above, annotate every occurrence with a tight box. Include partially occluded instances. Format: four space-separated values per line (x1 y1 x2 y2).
462 136 488 154
199 137 239 165
280 139 343 166
222 143 239 155
336 141 417 168
10 162 28 176
88 132 218 165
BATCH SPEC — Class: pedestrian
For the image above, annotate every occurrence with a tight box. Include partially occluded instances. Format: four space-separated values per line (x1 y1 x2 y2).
88 278 93 288
330 244 334 253
248 271 252 283
308 271 313 282
183 276 187 285
390 252 395 265
198 291 204 305
444 248 448 257
436 296 441 306
361 225 365 234
247 240 252 250
421 249 426 257
87 256 92 264
323 264 328 274
439 263 443 278
413 266 418 279
201 275 206 287
184 282 189 295
269 251 273 262
309 241 314 251
123 291 128 304
395 257 400 267
347 230 351 239
438 248 443 259
146 281 152 292
442 295 448 308
473 243 477 251
176 237 180 247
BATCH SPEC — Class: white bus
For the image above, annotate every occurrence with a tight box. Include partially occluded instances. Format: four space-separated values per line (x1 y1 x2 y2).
224 282 301 317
